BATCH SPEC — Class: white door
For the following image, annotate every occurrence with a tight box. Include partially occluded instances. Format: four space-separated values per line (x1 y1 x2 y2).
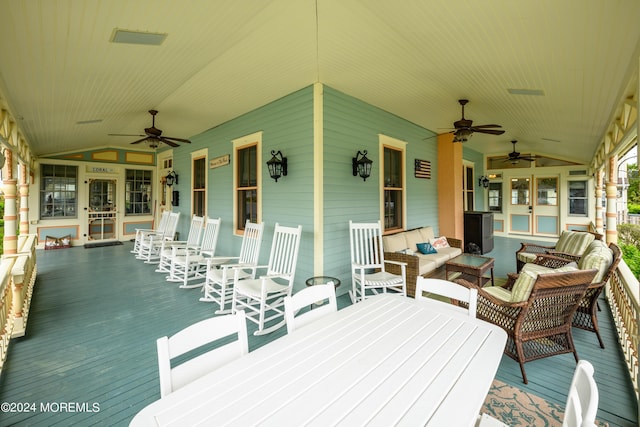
509 176 532 235
533 176 560 236
86 178 118 242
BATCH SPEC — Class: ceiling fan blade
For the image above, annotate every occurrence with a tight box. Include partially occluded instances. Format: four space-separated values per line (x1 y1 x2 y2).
473 128 505 135
162 136 191 144
471 124 502 129
159 137 179 147
130 137 150 145
109 133 146 137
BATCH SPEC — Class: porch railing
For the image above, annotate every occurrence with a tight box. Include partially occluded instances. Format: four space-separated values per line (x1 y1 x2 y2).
606 258 640 408
0 234 38 374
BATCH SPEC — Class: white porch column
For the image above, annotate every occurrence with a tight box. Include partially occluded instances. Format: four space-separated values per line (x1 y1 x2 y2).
605 155 618 244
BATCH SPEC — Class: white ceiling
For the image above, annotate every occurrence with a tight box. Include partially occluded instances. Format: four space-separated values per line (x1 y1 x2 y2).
0 0 638 164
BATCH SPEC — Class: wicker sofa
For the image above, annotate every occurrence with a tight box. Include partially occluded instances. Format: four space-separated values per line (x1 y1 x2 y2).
382 227 462 297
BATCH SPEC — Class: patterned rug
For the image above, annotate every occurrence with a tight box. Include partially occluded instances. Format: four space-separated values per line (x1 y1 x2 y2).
483 380 608 427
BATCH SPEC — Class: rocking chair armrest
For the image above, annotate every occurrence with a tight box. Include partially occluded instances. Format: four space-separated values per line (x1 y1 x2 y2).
384 259 408 268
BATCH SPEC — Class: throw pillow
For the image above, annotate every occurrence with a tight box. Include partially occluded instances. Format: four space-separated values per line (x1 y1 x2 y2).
416 242 437 254
430 236 449 249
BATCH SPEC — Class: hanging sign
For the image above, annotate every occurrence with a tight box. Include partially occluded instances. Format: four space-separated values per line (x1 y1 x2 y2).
210 154 230 169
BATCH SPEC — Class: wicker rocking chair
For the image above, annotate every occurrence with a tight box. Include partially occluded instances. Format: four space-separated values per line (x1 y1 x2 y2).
456 267 597 384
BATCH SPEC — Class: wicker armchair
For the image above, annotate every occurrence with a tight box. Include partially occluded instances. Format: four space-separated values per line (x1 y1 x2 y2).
515 230 601 272
530 242 622 348
456 267 597 384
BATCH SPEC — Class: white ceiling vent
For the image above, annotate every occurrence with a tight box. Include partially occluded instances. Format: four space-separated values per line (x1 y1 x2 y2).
110 29 167 46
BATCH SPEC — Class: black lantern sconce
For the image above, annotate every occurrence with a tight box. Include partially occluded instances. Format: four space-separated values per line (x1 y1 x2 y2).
165 171 179 187
479 175 490 188
266 150 288 182
352 150 373 181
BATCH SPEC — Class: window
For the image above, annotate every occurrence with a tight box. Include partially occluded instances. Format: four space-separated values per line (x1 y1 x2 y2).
462 163 474 211
233 132 262 233
568 180 588 216
40 164 77 219
488 182 502 212
125 169 152 215
382 141 405 231
192 156 206 217
510 178 530 205
536 177 558 206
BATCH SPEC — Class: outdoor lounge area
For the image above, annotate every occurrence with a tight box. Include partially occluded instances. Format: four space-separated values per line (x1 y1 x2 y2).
0 236 636 426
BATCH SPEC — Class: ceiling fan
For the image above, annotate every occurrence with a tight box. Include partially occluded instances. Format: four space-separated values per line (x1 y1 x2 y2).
448 99 505 142
109 110 191 148
505 140 536 164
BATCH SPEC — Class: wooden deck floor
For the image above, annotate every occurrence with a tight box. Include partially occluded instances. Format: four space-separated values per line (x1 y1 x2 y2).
0 237 637 426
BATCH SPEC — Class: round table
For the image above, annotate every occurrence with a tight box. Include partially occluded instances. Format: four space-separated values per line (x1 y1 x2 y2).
305 276 341 289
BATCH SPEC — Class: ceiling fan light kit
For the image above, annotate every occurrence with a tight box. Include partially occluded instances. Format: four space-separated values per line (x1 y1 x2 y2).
449 99 505 142
109 110 191 148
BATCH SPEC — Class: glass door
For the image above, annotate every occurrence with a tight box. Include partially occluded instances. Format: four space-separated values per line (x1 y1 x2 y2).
87 179 117 241
534 176 560 236
509 177 532 234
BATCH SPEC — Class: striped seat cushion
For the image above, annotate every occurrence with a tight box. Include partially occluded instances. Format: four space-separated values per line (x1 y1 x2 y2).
510 262 579 302
578 241 613 283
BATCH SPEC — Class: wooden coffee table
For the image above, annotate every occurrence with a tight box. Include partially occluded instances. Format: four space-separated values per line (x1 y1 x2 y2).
445 253 495 287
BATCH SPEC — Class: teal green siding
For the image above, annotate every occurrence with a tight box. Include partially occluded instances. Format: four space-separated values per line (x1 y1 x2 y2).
171 86 316 288
322 87 439 292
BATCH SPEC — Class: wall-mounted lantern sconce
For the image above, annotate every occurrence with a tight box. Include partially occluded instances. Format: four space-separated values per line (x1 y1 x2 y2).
352 150 373 181
266 150 287 182
165 171 178 187
479 176 490 188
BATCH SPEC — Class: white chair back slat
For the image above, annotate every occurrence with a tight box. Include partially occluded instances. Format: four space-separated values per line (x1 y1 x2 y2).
266 224 302 278
199 217 221 255
238 221 264 264
184 215 205 246
156 311 248 398
284 283 337 333
562 360 598 427
415 277 478 318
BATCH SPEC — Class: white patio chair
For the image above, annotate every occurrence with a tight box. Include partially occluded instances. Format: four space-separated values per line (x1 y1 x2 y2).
168 217 222 289
563 360 599 427
137 212 180 264
199 221 264 314
232 223 302 335
156 310 248 398
155 215 205 274
284 282 337 334
415 277 478 318
349 220 407 303
131 211 170 255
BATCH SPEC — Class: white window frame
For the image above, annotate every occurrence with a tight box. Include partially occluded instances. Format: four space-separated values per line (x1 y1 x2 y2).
191 148 208 218
379 134 407 232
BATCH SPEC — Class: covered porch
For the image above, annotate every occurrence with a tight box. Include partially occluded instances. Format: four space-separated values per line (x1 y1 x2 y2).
0 236 636 426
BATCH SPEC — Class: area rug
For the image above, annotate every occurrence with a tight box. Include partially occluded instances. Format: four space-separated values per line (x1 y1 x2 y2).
483 379 608 426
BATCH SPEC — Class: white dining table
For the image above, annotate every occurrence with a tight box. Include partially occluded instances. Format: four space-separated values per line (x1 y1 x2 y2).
130 293 507 427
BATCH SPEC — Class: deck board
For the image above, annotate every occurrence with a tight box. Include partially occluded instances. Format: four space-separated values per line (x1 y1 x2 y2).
0 238 637 426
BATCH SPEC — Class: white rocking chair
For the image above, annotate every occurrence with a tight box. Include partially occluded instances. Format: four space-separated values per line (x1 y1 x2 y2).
199 221 264 314
131 211 170 255
232 223 302 335
137 212 180 264
170 217 222 289
155 215 205 275
349 220 407 303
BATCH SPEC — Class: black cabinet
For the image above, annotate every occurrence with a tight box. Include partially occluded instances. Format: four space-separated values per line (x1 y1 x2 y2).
464 211 494 254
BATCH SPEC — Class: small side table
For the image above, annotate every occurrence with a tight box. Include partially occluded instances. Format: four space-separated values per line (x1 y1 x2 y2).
305 276 341 289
